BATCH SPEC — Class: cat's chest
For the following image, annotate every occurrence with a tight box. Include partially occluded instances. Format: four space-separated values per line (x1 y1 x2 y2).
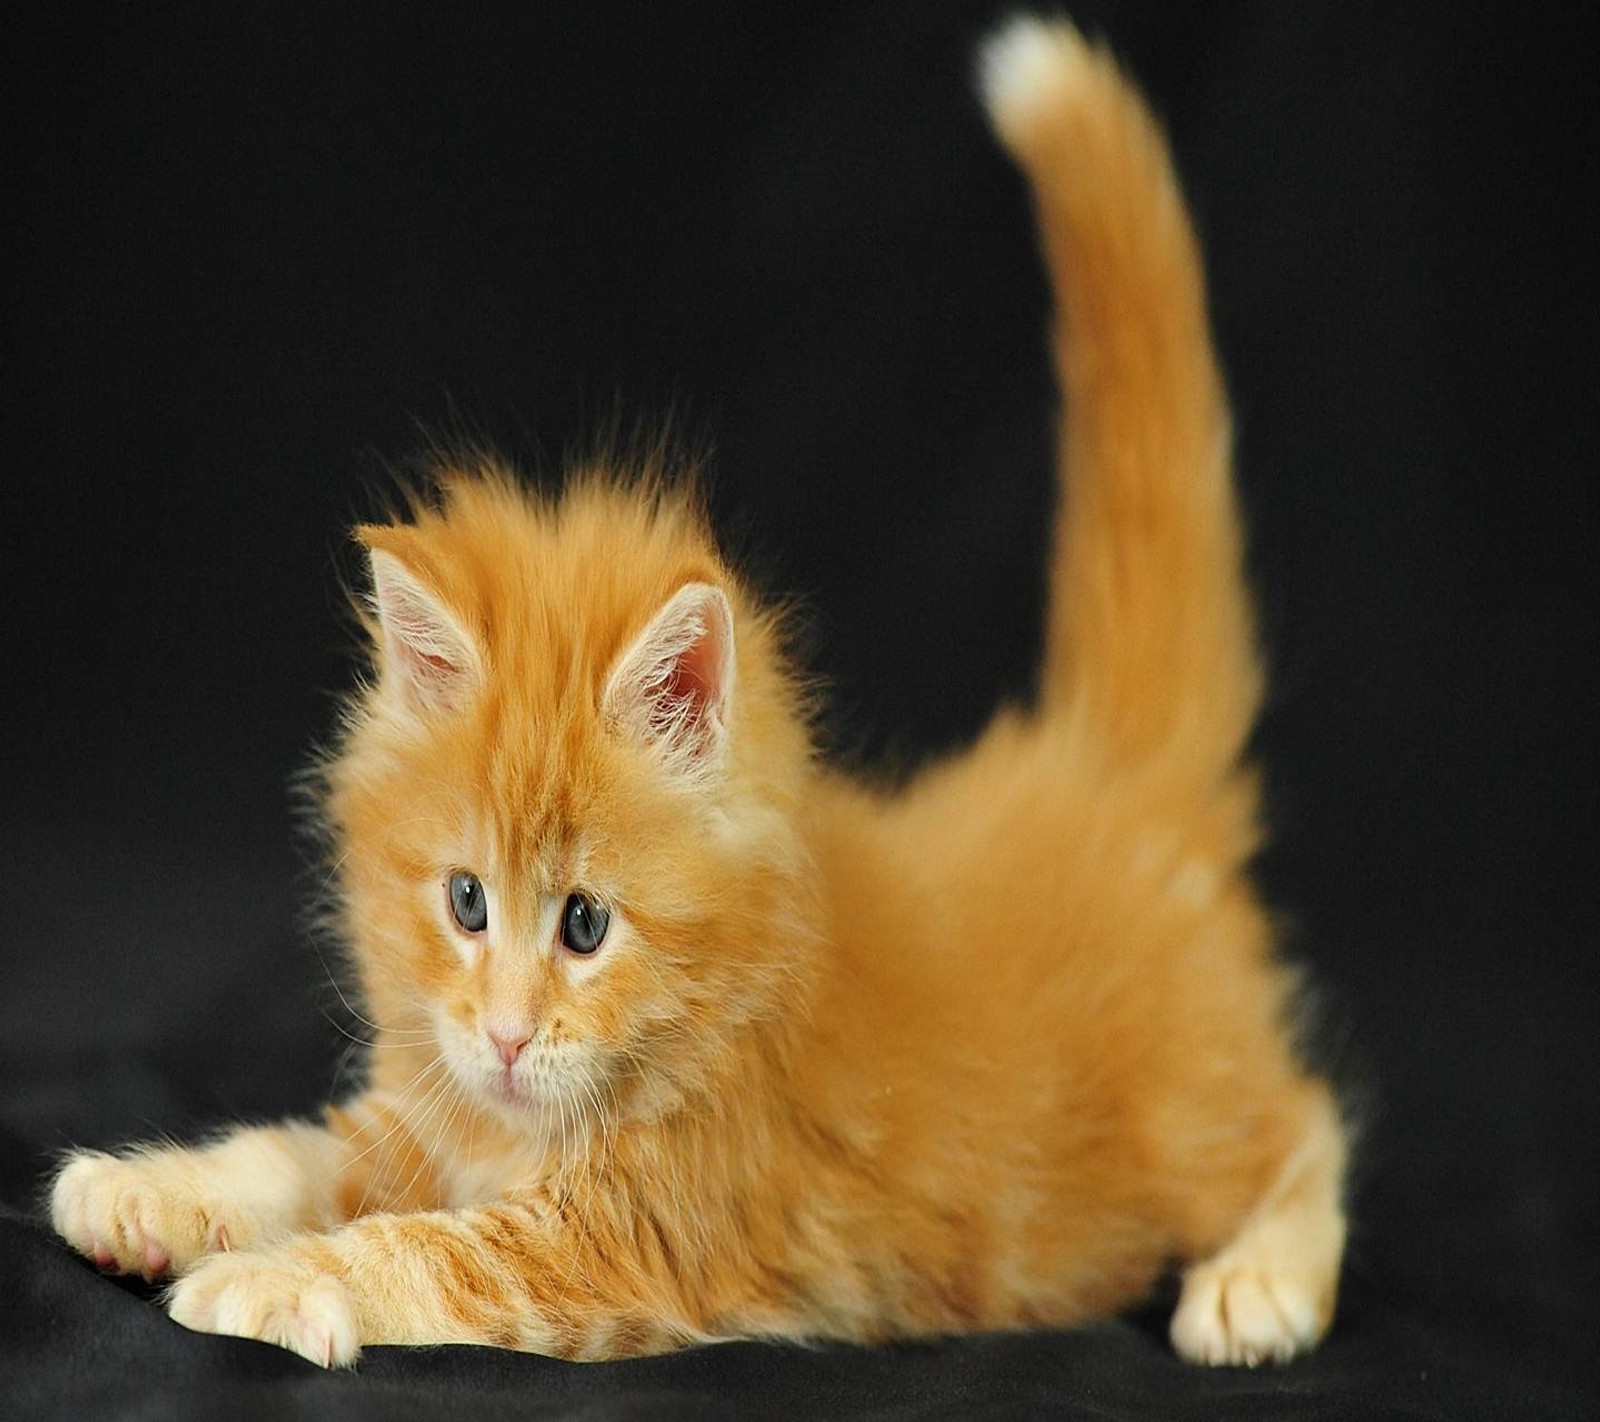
436 1127 555 1207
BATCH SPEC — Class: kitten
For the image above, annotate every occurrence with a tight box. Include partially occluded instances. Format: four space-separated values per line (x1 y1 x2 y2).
50 18 1348 1369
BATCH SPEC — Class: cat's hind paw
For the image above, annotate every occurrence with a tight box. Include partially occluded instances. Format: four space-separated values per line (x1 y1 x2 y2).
168 1249 359 1367
51 1148 236 1280
1171 1095 1346 1366
1169 1258 1325 1367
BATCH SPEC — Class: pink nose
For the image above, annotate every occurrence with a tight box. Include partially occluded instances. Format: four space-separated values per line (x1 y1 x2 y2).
488 1030 531 1068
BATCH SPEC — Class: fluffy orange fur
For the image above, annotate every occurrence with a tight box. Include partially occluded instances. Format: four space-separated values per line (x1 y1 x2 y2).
50 19 1347 1369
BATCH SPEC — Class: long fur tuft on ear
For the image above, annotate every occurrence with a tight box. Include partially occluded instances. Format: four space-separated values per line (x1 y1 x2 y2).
361 541 483 714
603 582 735 780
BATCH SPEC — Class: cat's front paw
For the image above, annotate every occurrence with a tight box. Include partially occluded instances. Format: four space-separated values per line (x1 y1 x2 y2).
168 1249 359 1367
51 1148 241 1280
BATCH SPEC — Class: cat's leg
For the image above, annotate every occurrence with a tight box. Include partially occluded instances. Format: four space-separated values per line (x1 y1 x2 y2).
1169 1091 1348 1366
50 1091 446 1280
51 1124 347 1281
166 1195 690 1366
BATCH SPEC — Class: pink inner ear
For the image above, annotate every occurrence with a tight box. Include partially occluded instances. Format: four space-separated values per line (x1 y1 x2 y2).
405 646 462 700
414 648 458 675
659 629 718 725
605 582 735 767
389 614 469 700
644 617 724 743
367 547 480 712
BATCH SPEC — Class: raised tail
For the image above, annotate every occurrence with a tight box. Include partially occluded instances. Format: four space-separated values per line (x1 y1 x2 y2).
981 19 1261 787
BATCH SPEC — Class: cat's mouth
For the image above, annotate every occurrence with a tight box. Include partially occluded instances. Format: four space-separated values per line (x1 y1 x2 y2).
491 1061 578 1118
492 1067 538 1106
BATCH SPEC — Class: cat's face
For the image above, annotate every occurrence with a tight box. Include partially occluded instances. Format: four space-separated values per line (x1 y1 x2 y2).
329 473 815 1140
432 870 630 1124
366 712 742 1135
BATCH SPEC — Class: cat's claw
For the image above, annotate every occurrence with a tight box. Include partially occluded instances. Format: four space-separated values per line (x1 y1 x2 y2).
51 1149 234 1280
168 1250 359 1368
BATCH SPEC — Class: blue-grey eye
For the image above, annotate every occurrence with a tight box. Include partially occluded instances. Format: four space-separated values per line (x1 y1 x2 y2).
448 872 487 933
561 893 609 954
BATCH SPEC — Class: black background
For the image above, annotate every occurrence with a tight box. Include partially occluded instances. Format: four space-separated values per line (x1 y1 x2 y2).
3 2 1595 1418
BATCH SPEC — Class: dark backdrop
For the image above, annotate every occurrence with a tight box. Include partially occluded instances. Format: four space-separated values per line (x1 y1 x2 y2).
3 2 1595 1418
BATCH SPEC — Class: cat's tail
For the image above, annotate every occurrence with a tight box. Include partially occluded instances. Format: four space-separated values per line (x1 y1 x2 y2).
980 19 1261 786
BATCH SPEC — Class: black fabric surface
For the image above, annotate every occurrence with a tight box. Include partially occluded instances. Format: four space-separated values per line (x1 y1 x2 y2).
4 2 1595 1418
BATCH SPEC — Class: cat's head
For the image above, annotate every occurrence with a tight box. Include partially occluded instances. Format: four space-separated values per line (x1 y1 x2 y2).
326 463 818 1137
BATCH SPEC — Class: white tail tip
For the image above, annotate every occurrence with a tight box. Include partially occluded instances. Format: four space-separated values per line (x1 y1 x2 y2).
977 15 1093 134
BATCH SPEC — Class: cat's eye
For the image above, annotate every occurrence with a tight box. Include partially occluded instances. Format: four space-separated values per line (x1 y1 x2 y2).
561 893 609 955
448 872 488 934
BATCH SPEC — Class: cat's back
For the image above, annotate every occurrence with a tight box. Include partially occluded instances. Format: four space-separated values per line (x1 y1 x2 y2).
812 708 1264 1036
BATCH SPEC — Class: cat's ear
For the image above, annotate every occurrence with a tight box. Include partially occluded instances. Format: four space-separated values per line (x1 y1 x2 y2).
603 582 736 776
357 530 483 714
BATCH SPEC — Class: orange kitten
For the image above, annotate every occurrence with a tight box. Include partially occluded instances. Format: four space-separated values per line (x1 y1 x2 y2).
50 18 1347 1369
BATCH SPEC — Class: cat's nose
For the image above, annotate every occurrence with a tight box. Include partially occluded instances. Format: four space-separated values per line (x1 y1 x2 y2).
488 1029 531 1067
